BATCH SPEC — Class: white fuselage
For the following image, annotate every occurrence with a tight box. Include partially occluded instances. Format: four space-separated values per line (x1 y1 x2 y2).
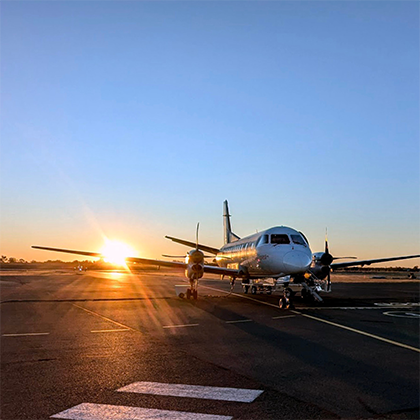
216 226 312 278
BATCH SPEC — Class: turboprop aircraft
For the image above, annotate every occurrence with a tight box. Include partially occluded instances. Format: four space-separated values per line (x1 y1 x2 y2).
32 200 420 308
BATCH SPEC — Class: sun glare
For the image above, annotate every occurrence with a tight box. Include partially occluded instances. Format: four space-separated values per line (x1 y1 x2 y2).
100 240 135 267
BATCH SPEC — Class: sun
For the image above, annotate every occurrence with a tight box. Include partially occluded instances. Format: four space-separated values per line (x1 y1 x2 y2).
100 239 135 267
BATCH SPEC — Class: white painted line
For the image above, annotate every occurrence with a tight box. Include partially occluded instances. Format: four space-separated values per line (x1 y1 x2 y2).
383 311 420 319
162 324 199 329
72 304 136 332
90 329 130 333
2 332 49 337
292 311 420 353
117 382 264 403
51 403 232 420
225 319 253 324
272 315 296 319
201 286 280 309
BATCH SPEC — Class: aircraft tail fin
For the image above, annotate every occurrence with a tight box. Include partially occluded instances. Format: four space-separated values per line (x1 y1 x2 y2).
223 200 240 244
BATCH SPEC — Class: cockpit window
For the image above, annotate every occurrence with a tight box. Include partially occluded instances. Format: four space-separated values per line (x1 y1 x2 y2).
291 234 306 246
299 231 309 246
270 234 290 244
256 234 269 247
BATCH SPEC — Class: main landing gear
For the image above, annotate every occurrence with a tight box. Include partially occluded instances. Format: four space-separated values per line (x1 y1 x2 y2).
186 279 198 300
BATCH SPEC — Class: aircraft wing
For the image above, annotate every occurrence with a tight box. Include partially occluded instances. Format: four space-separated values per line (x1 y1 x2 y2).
165 236 220 255
331 254 420 270
32 245 188 269
32 246 103 258
32 245 242 277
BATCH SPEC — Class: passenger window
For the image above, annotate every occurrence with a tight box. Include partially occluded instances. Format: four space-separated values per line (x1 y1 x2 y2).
270 234 290 244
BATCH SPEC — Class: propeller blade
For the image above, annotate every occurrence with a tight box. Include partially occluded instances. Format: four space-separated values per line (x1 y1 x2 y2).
325 228 329 255
196 222 199 250
320 229 334 266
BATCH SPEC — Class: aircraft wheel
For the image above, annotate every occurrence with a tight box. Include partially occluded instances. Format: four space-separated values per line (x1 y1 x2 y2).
243 285 249 294
186 288 191 300
193 290 198 300
251 286 257 294
267 287 272 295
279 297 290 310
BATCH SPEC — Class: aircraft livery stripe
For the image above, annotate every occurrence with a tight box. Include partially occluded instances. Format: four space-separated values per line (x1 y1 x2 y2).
117 382 263 403
50 403 232 420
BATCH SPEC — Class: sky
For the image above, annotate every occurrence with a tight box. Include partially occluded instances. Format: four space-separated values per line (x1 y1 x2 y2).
1 1 419 267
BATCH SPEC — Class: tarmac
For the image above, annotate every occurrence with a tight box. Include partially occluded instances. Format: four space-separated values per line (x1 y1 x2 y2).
1 268 419 419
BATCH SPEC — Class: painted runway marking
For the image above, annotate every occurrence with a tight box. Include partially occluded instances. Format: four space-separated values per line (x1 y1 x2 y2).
117 382 264 403
201 286 280 309
51 403 232 420
72 304 136 332
2 332 49 337
272 315 296 319
225 319 253 324
383 311 420 319
90 328 130 333
292 311 420 353
162 323 199 329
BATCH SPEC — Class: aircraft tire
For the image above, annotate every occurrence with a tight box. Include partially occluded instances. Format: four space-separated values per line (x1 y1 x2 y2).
193 290 198 300
279 297 290 310
186 289 191 300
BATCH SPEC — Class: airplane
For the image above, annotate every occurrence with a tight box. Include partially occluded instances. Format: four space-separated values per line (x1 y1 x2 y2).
32 200 420 308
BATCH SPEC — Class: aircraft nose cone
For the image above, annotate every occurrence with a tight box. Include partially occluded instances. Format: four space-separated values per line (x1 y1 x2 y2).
283 251 311 273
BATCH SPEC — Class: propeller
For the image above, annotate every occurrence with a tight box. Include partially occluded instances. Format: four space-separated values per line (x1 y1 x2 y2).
162 223 204 259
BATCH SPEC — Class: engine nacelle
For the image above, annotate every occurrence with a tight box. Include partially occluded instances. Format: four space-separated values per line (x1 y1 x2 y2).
310 252 332 280
185 249 204 280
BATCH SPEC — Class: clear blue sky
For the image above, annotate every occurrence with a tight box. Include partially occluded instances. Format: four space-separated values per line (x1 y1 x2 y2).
1 1 419 266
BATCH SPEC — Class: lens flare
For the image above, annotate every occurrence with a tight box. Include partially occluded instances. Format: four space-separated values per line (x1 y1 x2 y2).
100 239 135 267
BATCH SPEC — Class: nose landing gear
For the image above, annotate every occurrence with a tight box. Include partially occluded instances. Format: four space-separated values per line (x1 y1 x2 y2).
186 279 198 300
